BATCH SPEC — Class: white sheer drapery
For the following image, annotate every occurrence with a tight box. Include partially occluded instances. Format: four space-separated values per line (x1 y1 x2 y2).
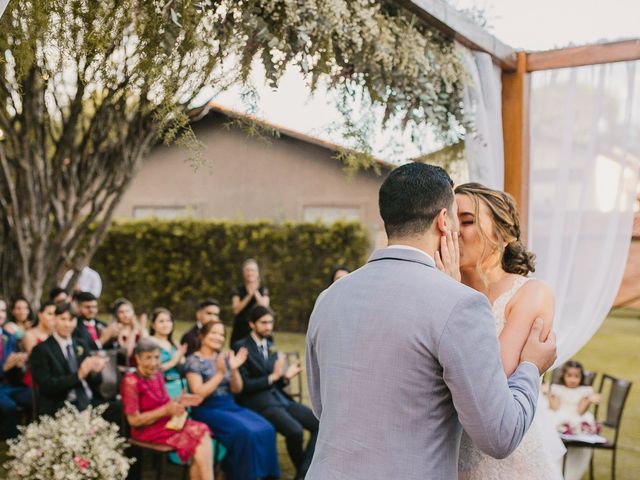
529 60 640 364
0 1 8 19
459 46 505 189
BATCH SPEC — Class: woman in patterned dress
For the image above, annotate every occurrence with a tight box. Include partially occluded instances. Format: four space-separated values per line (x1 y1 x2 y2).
121 337 213 480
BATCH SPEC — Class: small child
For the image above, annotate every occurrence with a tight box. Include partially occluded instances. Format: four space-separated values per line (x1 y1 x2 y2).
549 360 601 435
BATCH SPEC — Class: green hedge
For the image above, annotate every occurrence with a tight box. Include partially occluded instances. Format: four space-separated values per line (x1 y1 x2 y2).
91 220 370 332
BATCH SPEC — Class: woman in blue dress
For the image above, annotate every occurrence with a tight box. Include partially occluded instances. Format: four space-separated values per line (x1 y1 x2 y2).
149 308 187 400
185 321 280 480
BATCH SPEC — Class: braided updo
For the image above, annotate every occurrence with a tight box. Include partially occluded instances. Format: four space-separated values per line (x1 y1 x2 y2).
454 182 535 276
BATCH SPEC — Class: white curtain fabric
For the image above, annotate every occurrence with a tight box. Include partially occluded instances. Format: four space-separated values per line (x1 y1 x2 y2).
459 46 505 189
0 0 9 19
529 60 640 365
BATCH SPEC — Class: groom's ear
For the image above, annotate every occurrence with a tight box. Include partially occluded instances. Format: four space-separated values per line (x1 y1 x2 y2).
434 208 450 234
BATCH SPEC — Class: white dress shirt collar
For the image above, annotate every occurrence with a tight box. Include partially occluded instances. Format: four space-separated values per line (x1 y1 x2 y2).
386 244 435 263
250 332 268 351
52 331 73 358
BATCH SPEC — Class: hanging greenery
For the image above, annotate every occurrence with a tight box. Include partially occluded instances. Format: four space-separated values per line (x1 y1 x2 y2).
0 0 468 304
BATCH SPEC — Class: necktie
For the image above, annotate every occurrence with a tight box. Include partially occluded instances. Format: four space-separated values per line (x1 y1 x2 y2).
66 343 92 407
85 321 98 342
259 343 268 360
66 344 78 373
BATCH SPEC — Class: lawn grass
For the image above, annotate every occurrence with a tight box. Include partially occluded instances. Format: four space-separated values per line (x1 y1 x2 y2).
1 316 638 479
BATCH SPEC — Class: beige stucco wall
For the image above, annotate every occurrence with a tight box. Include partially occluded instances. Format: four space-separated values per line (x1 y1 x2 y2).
115 114 388 247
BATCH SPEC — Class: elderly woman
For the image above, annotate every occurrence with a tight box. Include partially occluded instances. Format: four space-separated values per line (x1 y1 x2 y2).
121 338 213 480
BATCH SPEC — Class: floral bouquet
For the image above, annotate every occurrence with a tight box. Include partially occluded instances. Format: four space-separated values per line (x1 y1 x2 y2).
4 403 134 479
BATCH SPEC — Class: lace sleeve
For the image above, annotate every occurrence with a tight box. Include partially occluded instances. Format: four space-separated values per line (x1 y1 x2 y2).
121 374 140 415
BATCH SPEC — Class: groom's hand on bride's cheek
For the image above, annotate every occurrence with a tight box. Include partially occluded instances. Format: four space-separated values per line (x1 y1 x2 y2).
520 318 557 374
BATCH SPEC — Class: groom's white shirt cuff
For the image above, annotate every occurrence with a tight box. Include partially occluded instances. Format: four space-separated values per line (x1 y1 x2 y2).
386 244 435 263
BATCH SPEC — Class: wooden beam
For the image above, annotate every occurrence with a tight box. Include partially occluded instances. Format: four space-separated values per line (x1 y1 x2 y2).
395 0 517 71
527 39 640 72
502 52 530 241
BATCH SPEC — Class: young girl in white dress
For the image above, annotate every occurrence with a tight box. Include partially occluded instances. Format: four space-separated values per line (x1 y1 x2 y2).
441 182 565 480
549 360 601 435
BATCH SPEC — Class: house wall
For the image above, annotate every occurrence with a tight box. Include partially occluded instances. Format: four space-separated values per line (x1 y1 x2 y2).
115 115 388 248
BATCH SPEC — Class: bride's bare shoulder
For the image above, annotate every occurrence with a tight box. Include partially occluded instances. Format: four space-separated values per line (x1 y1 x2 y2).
506 277 555 318
518 278 555 302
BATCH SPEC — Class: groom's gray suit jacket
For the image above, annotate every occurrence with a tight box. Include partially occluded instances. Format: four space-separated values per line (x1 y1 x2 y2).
306 247 540 480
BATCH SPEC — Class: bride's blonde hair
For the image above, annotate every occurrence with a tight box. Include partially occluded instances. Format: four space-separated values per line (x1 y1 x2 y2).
454 182 535 276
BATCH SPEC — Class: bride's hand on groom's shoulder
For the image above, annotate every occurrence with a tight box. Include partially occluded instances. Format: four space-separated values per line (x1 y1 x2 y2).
435 231 461 282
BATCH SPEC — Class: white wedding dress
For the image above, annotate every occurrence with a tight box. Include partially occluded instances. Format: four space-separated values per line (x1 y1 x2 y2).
458 276 565 480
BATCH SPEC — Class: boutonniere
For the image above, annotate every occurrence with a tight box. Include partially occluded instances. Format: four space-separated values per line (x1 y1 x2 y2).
76 345 84 356
1 334 7 342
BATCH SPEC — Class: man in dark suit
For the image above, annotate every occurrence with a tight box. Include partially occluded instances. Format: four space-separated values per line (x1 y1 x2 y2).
180 298 220 356
233 306 318 480
31 302 107 417
0 318 31 438
72 291 118 351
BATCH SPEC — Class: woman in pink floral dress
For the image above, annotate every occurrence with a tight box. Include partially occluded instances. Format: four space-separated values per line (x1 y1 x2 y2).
121 337 213 480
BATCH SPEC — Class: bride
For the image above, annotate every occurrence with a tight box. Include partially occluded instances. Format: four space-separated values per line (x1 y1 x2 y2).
437 182 565 479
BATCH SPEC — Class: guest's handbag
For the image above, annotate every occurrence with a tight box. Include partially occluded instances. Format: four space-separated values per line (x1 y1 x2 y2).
165 411 188 431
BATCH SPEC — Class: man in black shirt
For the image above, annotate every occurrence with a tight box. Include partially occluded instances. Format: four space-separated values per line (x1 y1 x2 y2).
180 298 221 356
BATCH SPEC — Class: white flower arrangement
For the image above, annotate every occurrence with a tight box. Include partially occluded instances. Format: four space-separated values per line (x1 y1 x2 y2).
4 403 134 479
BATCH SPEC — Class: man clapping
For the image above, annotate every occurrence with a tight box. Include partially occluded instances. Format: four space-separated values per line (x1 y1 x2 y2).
31 302 108 417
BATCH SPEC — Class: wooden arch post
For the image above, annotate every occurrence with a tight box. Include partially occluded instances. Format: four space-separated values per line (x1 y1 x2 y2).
502 51 530 242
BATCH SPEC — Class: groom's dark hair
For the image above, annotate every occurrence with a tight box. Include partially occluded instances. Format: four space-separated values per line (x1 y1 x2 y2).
379 162 454 238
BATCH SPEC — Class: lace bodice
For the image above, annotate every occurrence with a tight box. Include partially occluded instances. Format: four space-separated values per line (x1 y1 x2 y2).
491 275 532 335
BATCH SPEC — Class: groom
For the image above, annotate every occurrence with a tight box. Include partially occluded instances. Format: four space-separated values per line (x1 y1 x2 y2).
305 163 556 479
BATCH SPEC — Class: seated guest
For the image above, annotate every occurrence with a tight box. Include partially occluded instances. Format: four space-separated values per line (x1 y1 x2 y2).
0 310 31 439
73 291 119 351
549 360 601 433
49 287 69 305
0 299 6 328
22 301 57 386
150 308 187 399
186 322 279 480
108 298 145 363
234 306 318 480
30 302 108 417
121 338 213 480
329 265 351 285
3 297 33 341
180 299 220 356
